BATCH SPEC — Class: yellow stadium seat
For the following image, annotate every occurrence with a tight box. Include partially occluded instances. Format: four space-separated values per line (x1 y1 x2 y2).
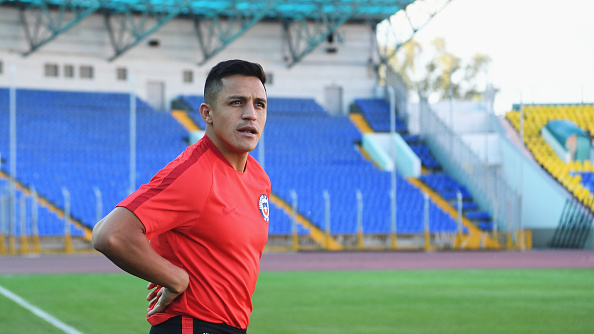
573 174 582 184
575 160 583 172
573 186 586 202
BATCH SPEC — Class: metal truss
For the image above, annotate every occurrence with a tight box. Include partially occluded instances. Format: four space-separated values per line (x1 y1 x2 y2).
191 1 276 65
104 1 185 61
376 0 452 64
3 0 436 65
18 0 100 56
280 1 357 67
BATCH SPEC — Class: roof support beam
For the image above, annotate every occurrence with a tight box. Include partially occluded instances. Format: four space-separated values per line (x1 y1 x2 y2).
280 1 356 68
191 1 275 65
376 0 452 64
104 1 184 62
3 0 429 65
19 0 100 56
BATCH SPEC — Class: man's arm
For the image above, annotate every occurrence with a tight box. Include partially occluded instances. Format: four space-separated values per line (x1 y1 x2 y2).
92 207 189 315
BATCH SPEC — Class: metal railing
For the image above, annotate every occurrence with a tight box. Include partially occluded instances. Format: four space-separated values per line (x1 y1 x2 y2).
416 98 522 233
0 180 95 254
385 67 522 235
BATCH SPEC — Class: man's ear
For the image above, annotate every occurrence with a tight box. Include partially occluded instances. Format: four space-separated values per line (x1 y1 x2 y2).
200 103 213 125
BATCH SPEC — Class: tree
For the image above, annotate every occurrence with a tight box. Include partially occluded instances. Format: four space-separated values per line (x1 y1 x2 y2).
462 53 492 100
390 37 493 102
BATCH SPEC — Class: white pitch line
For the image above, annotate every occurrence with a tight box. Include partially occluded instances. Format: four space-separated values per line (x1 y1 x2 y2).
0 284 83 334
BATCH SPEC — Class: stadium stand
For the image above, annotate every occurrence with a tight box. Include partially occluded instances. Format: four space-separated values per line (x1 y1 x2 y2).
268 201 310 236
506 104 594 209
353 98 407 133
174 95 207 129
0 178 84 237
177 95 464 236
0 87 188 233
352 98 491 230
1 87 477 246
0 88 307 239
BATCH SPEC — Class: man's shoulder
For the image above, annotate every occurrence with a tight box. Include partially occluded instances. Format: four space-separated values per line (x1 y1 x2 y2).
155 137 217 186
179 137 217 167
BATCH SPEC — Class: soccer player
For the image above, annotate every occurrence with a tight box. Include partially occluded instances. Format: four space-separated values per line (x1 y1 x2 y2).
92 59 270 334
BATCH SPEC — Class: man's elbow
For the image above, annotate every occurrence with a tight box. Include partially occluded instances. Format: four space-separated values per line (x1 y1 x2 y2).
92 221 119 255
92 226 107 254
92 208 146 255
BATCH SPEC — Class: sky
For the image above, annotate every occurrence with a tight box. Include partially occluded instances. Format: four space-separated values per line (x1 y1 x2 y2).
396 0 594 114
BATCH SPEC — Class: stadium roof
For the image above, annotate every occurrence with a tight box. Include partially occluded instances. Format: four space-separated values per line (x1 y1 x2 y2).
0 0 449 66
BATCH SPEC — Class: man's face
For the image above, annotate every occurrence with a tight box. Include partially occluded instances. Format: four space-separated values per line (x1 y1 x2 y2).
204 74 267 157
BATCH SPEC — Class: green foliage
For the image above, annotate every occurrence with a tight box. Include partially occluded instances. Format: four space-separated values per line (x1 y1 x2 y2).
390 37 493 102
1 269 593 334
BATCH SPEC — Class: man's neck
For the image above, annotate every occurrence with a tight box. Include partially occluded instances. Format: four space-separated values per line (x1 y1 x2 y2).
205 131 248 172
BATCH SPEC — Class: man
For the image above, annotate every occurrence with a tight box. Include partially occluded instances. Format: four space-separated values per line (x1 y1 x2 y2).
92 59 270 334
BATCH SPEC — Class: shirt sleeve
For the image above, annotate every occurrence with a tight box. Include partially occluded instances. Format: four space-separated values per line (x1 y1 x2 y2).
117 151 213 240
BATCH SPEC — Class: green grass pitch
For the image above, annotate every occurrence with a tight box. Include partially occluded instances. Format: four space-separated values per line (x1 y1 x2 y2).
0 269 593 334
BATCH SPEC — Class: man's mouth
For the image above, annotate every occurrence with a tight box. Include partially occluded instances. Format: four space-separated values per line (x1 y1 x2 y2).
238 126 258 135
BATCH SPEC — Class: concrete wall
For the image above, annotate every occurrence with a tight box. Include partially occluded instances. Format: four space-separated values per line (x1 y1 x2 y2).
0 7 378 113
461 133 501 165
500 137 568 229
362 133 421 177
430 100 491 133
498 137 594 248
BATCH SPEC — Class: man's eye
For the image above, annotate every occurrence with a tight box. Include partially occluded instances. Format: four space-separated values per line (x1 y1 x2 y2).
231 101 242 105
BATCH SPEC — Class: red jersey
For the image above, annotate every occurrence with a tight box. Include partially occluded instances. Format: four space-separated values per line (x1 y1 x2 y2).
117 135 270 329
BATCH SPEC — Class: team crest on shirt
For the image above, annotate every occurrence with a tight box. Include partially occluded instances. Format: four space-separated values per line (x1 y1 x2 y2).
258 194 269 222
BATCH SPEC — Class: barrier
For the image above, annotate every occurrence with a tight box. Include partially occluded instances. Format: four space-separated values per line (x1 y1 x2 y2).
262 186 531 251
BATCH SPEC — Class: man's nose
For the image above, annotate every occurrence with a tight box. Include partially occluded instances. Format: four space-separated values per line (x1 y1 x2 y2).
242 104 257 120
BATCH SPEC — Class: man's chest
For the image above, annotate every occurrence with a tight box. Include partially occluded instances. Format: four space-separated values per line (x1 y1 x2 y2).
190 172 269 248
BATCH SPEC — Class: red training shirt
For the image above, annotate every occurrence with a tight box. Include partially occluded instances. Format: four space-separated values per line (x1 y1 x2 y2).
117 135 271 329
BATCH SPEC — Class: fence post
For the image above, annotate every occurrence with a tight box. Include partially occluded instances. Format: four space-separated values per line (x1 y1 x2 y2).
9 65 17 255
390 190 397 250
423 191 431 251
0 195 6 254
31 187 40 253
456 190 463 228
323 190 331 249
455 190 464 249
8 189 16 254
507 199 513 249
129 77 137 195
389 86 398 251
94 186 103 224
356 189 363 250
62 187 72 254
19 194 28 254
0 155 3 254
492 195 498 247
290 190 299 251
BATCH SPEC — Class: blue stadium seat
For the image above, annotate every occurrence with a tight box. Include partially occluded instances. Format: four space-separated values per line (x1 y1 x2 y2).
0 87 484 240
353 98 407 133
0 88 188 233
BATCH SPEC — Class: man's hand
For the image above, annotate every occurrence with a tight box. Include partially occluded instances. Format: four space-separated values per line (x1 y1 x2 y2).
147 282 186 316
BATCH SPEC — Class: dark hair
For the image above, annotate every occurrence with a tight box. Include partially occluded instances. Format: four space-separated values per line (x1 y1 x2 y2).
204 59 266 105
